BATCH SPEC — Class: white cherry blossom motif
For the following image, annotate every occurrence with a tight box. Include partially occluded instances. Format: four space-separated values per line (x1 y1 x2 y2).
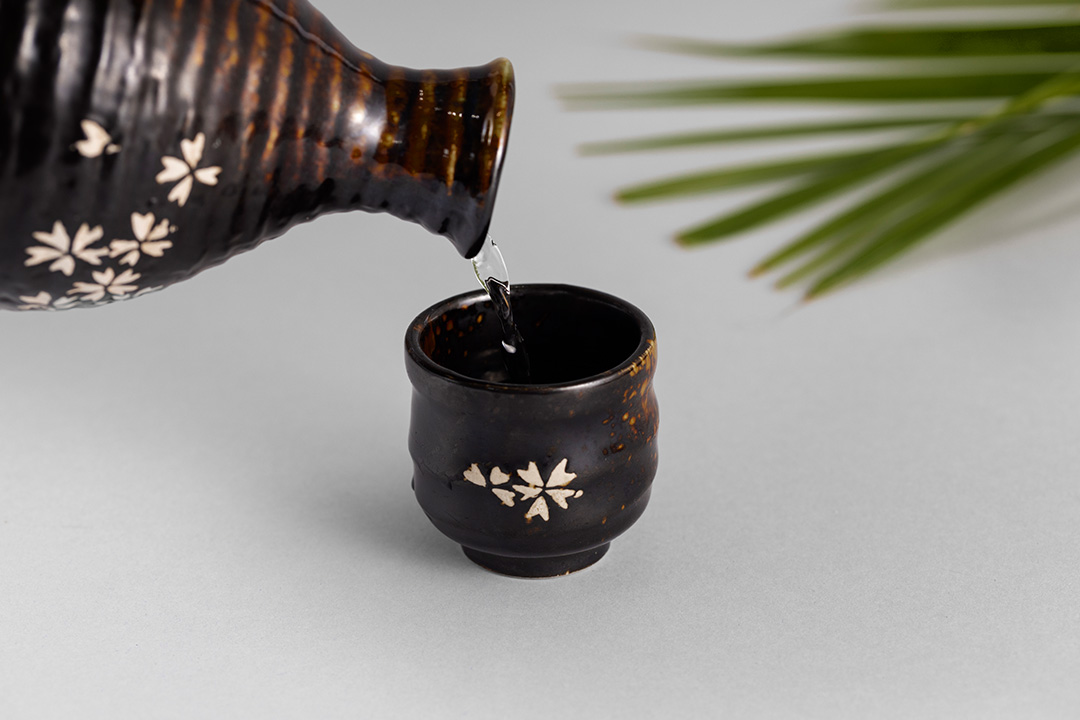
73 119 120 158
109 212 174 266
464 464 517 507
155 133 222 207
68 267 141 303
463 459 584 521
17 292 51 310
110 285 165 302
16 292 78 311
24 221 108 276
513 459 583 521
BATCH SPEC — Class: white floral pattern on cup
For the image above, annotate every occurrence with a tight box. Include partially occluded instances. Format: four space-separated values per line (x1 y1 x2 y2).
463 459 584 522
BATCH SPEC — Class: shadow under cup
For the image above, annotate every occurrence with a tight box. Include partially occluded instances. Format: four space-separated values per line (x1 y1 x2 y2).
404 284 659 577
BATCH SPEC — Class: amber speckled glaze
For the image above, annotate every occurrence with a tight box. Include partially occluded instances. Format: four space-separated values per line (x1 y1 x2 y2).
0 0 513 310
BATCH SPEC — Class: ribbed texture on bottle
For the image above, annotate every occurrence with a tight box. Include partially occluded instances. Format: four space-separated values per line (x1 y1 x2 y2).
165 0 515 261
0 0 514 308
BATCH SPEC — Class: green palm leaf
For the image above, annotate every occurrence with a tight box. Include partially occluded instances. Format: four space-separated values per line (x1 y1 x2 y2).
888 0 1078 6
642 25 1080 59
754 111 1079 278
561 0 1080 296
756 142 994 280
580 115 968 155
809 119 1080 297
616 145 908 202
561 72 1057 108
675 139 944 243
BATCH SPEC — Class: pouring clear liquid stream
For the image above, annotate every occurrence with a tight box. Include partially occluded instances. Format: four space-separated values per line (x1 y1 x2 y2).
472 235 531 382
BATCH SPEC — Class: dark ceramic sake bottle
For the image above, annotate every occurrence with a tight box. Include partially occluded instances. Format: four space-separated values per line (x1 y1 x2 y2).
0 0 513 311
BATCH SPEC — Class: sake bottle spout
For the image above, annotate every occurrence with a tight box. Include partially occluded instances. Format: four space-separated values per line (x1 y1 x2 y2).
257 52 515 259
368 58 515 259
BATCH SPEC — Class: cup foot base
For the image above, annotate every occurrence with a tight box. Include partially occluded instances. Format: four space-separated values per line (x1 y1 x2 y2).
462 544 610 578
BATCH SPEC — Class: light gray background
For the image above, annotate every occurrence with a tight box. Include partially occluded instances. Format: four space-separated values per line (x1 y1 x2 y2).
3 0 1079 717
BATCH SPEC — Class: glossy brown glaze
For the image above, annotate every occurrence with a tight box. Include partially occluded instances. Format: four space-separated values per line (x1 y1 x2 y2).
405 285 660 577
0 0 513 310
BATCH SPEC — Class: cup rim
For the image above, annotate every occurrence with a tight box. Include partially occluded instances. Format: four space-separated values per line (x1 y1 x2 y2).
405 283 656 394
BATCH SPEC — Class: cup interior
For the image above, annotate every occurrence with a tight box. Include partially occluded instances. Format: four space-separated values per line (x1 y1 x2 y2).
412 285 645 385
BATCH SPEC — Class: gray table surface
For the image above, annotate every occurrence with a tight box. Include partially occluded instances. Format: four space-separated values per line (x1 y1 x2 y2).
3 0 1079 717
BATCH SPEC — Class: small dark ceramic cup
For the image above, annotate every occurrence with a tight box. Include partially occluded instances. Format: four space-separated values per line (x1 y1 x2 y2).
405 284 658 577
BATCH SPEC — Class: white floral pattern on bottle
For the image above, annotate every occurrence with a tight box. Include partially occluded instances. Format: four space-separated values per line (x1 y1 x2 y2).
24 221 108 277
73 119 120 158
130 286 164 299
109 212 174 266
17 292 78 311
155 133 222 207
15 120 226 311
68 267 141 302
463 459 584 522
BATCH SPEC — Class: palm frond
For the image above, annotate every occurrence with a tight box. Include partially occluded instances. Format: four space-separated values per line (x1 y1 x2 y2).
616 146 906 202
580 115 969 155
887 0 1078 7
561 0 1080 298
640 25 1080 59
675 139 944 243
808 118 1080 297
560 72 1059 108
